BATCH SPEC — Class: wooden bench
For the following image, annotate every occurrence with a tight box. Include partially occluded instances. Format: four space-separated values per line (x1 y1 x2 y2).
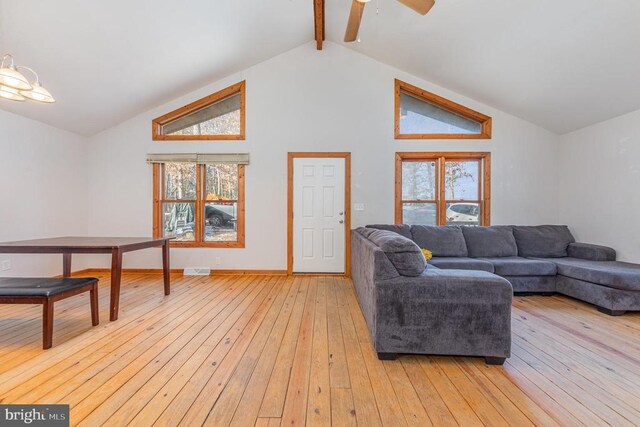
0 277 99 349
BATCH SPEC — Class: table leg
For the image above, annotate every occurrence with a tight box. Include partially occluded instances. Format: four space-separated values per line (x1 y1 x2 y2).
63 253 72 277
90 283 99 326
162 240 171 296
110 248 123 321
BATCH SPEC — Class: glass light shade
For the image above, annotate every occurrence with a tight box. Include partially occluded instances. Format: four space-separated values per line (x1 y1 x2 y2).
0 66 32 90
0 85 26 101
20 82 55 103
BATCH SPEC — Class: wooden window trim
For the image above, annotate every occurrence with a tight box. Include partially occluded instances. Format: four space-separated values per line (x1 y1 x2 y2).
152 163 245 248
394 79 492 140
152 81 246 141
395 152 491 226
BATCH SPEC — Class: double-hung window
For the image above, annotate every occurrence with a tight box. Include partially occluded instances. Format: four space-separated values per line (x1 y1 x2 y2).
149 154 248 247
396 152 491 226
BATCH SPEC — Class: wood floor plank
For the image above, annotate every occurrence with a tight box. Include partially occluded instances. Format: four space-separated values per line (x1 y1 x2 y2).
326 277 350 389
258 277 310 418
330 388 357 427
418 357 484 426
383 360 433 426
456 358 560 427
0 274 638 427
400 357 458 427
335 279 382 427
201 277 294 426
221 277 299 427
305 277 332 427
435 357 512 427
279 276 318 426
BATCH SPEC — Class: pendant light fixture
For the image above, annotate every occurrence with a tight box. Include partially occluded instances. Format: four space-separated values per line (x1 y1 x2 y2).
0 54 55 103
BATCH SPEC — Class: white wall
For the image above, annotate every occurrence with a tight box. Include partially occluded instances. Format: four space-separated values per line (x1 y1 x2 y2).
559 108 640 262
0 109 89 276
85 41 561 270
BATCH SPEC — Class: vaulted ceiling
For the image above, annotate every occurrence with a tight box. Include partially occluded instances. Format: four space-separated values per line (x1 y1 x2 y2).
1 0 639 136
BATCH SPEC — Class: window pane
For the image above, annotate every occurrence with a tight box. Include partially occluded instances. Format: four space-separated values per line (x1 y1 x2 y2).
164 163 197 200
399 91 482 135
204 202 238 242
446 202 480 226
402 161 436 200
445 161 479 200
162 202 196 241
162 93 241 136
206 164 239 200
402 203 437 226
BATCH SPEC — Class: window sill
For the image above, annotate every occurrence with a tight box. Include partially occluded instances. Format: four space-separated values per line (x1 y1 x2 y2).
167 241 245 249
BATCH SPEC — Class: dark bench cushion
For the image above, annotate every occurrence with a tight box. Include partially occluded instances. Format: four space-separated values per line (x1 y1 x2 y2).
366 224 412 239
461 226 518 257
358 228 426 276
411 225 468 257
534 258 640 291
428 257 494 273
0 277 98 297
512 225 575 258
480 257 557 276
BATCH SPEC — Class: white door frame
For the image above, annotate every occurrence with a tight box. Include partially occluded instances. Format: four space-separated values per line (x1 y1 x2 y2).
287 152 351 276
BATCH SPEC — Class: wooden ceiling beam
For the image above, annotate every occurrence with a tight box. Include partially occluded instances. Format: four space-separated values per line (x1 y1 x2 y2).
313 0 325 50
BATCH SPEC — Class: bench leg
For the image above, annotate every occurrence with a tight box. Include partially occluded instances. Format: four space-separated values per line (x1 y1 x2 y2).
43 299 54 350
90 284 99 326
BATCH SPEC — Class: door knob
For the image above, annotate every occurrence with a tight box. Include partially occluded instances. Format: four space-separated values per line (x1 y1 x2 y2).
339 220 344 224
338 211 344 216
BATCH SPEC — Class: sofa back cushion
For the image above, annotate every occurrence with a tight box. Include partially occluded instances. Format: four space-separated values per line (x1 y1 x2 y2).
462 226 518 257
410 225 468 257
365 224 412 239
512 225 575 258
358 228 426 276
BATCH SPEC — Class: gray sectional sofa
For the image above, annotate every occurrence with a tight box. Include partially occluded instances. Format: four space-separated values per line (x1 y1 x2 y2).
351 224 640 363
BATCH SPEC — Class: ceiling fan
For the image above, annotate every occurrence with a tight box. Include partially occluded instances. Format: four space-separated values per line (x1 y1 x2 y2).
344 0 435 42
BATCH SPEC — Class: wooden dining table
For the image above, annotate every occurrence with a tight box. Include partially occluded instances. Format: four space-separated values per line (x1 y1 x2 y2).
0 236 172 321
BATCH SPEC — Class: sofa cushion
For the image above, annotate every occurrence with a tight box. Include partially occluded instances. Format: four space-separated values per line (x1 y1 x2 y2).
410 225 468 257
428 257 494 273
512 225 575 258
480 257 557 276
537 257 640 291
366 224 412 239
461 226 518 257
358 228 426 276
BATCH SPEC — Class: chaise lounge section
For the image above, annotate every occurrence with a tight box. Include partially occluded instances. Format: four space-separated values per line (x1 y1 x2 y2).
351 227 512 364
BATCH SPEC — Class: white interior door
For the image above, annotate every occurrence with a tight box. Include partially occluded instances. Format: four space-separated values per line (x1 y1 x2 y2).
293 157 346 273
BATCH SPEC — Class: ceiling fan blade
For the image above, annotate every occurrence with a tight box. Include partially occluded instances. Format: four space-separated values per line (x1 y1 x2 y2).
396 0 435 15
344 0 365 42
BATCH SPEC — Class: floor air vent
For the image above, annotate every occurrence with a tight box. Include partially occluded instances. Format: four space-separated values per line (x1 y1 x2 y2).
183 267 211 276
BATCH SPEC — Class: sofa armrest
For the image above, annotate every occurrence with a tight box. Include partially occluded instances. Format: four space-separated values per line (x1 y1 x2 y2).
567 242 616 261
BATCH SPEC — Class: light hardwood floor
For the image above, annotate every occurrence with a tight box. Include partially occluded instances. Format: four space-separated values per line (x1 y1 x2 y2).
0 272 639 426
